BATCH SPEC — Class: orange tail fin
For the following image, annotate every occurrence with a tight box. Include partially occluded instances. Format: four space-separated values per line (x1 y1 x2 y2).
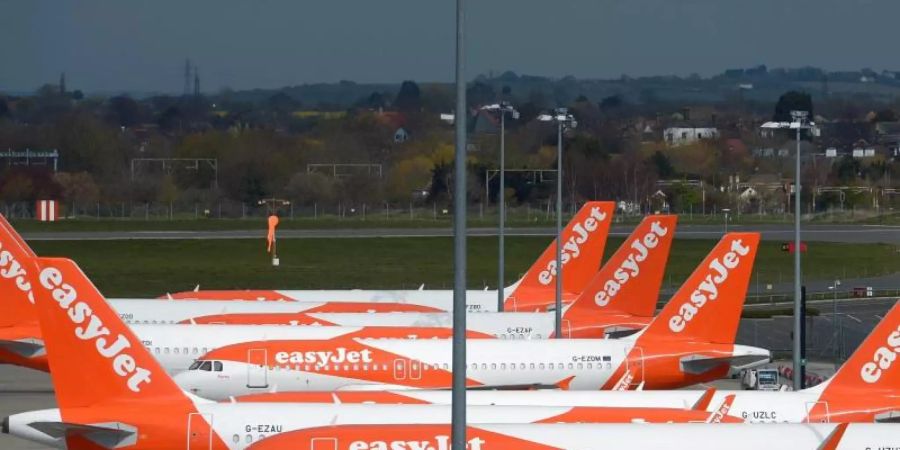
566 215 677 317
821 301 900 394
506 201 615 310
639 232 760 344
28 257 184 408
0 215 39 327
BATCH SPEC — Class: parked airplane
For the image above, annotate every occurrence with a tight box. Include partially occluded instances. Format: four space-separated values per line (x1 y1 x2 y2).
163 201 616 312
9 229 764 397
1 257 771 450
173 232 768 398
242 423 897 450
0 201 614 316
235 300 900 424
183 215 678 339
0 203 614 372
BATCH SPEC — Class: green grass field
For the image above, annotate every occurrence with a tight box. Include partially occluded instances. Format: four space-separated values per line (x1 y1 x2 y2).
27 237 898 298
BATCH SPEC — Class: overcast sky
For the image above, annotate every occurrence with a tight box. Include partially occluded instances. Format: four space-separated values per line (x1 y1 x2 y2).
2 0 897 93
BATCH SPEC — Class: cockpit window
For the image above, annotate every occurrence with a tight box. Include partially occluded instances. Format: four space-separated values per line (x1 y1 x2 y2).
214 361 223 372
189 361 202 371
200 361 213 371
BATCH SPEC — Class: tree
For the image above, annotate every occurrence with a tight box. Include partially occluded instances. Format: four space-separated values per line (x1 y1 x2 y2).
107 95 142 127
54 171 100 204
773 91 813 122
649 151 675 178
284 172 337 205
467 81 495 107
394 81 421 111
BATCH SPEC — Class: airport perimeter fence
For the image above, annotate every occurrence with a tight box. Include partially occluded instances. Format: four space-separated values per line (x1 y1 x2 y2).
2 199 897 225
736 311 877 369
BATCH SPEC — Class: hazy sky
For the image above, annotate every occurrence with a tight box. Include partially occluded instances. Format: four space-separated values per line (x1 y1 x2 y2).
2 0 897 93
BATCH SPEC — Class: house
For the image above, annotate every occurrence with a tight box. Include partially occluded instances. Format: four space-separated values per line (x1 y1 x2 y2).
663 125 719 146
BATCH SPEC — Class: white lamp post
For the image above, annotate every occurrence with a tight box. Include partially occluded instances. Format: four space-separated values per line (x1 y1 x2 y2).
481 102 519 311
538 108 577 338
761 111 815 389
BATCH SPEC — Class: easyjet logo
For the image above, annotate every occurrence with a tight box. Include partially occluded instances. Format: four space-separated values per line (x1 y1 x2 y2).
350 436 484 450
859 324 900 384
538 206 609 285
594 220 669 307
668 238 752 333
275 348 374 367
38 266 152 392
0 242 35 304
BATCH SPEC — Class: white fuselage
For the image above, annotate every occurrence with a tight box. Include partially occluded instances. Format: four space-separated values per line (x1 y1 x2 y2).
303 388 836 423
6 406 899 450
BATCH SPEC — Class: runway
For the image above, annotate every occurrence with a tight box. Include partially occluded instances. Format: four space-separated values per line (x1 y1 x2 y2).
19 224 900 244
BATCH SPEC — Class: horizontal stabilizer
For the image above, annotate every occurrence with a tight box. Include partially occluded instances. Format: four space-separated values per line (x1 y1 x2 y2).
28 421 136 449
0 339 45 358
680 353 770 375
875 410 900 423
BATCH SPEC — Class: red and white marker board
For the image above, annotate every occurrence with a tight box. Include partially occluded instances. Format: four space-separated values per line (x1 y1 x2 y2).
36 200 60 222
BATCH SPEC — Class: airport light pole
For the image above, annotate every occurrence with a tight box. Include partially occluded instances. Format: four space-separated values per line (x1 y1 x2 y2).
481 102 519 312
761 111 813 390
451 0 467 447
538 109 577 338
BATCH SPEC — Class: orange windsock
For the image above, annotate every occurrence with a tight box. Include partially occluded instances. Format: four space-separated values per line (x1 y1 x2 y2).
267 215 280 253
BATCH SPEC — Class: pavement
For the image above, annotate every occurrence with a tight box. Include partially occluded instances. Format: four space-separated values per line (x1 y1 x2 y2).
19 223 900 244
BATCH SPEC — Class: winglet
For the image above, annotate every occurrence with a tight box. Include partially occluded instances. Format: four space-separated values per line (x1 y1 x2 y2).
639 233 760 344
505 201 615 311
566 215 677 317
28 257 186 408
691 387 716 410
818 423 849 450
555 375 576 390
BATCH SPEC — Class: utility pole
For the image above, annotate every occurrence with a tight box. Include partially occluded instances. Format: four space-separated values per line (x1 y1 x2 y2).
451 0 467 448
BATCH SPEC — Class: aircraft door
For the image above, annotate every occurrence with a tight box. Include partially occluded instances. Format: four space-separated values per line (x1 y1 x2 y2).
393 359 407 380
311 438 338 450
186 413 213 450
628 347 645 389
409 360 422 380
247 348 269 388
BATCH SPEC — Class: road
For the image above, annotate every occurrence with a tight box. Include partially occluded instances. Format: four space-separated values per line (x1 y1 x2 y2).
19 223 900 244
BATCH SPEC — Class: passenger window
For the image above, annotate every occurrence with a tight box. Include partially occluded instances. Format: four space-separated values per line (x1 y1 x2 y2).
233 435 240 444
539 363 545 370
500 363 507 370
174 348 180 355
587 363 592 369
164 348 170 355
568 363 574 370
192 348 199 355
529 363 535 370
577 363 583 370
491 363 497 370
246 435 252 444
519 363 526 370
214 361 223 372
480 363 487 370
